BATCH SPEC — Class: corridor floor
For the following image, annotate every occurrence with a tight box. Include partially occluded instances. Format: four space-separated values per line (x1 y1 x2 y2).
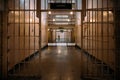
8 46 114 80
9 46 82 80
41 46 81 80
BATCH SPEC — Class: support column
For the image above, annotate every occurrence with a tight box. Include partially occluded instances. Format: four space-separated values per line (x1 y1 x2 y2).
0 9 2 79
37 0 42 78
114 0 120 80
2 0 8 79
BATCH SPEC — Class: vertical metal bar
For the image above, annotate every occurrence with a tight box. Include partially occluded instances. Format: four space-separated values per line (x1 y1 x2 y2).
88 9 91 76
23 0 26 71
101 0 104 77
39 0 41 77
106 0 109 75
29 0 30 62
0 11 2 78
113 0 120 79
81 0 84 76
85 0 89 75
95 8 97 76
18 0 21 73
113 1 117 79
96 0 99 77
91 0 93 76
13 0 15 73
4 0 8 78
34 0 36 56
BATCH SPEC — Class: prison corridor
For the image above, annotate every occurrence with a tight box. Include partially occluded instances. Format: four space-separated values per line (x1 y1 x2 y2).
8 46 114 80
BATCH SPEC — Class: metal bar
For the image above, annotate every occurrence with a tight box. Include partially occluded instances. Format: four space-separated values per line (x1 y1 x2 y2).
101 0 104 77
91 0 93 75
34 0 36 56
0 11 3 78
13 0 15 73
39 0 41 77
29 0 30 62
107 0 110 75
8 9 113 12
87 0 89 76
18 0 21 73
23 0 26 70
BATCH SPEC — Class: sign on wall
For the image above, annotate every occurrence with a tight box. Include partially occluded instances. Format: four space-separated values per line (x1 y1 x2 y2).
50 3 72 9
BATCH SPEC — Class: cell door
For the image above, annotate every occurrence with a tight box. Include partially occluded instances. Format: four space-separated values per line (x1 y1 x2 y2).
7 0 41 78
80 0 116 80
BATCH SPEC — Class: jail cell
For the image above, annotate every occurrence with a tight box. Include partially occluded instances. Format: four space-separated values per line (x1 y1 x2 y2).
7 0 41 76
81 0 115 79
0 0 120 79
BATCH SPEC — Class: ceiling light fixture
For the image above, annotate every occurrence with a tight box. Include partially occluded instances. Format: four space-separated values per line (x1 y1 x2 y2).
67 19 70 22
53 19 55 21
70 11 73 15
48 11 51 14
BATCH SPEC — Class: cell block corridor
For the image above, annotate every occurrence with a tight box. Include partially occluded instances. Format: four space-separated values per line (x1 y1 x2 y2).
0 0 120 80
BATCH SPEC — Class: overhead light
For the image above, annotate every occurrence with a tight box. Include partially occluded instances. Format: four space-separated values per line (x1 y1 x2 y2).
30 18 33 22
109 11 112 14
68 30 71 32
55 23 69 25
103 11 107 16
90 19 95 22
70 11 73 15
53 19 55 21
54 19 70 21
48 11 51 14
55 15 69 18
67 19 70 22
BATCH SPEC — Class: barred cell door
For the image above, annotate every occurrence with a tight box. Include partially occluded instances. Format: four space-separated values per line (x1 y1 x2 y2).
80 0 116 80
7 0 41 78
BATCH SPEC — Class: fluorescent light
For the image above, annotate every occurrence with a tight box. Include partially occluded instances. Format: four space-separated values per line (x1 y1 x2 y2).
55 15 69 18
67 19 70 21
109 11 112 14
103 11 107 16
53 19 55 21
48 11 51 14
54 23 69 25
70 11 73 15
54 19 70 21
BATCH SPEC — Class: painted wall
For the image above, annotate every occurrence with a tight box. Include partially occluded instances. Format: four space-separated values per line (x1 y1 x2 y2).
75 0 82 46
41 12 48 48
76 12 82 46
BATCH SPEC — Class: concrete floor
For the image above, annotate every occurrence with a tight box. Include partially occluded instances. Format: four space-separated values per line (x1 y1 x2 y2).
8 46 114 80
